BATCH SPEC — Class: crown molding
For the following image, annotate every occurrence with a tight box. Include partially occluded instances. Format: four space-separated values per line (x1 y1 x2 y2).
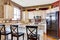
10 1 23 9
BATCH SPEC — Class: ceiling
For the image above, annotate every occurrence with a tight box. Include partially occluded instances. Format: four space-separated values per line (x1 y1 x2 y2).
12 0 58 7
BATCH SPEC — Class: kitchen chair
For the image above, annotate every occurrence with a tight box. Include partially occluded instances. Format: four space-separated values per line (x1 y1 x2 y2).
10 25 24 40
0 24 11 40
26 26 40 40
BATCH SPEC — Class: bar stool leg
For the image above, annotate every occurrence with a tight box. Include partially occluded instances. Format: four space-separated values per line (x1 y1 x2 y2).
38 36 40 40
5 35 6 40
6 35 8 40
11 35 13 40
23 34 24 40
0 35 1 40
17 37 19 40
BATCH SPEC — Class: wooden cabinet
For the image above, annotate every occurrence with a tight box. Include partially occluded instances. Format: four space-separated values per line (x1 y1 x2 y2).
0 0 4 18
59 0 60 38
0 5 4 18
59 11 60 38
0 0 11 18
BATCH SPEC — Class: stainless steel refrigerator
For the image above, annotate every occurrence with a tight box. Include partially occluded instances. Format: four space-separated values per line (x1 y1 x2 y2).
46 11 59 38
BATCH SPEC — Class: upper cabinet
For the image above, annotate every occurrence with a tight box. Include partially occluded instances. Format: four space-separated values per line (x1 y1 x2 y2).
4 5 14 19
0 0 14 19
0 0 4 5
46 7 59 14
0 0 4 18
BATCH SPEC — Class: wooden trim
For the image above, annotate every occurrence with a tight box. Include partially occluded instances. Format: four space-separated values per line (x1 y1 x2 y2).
4 0 11 5
59 0 60 38
0 5 4 18
27 9 36 11
22 4 51 11
11 1 23 9
23 4 51 9
58 0 60 39
52 1 59 8
39 8 48 10
22 7 49 11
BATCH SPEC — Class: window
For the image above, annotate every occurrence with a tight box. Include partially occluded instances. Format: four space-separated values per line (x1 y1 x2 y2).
12 7 20 20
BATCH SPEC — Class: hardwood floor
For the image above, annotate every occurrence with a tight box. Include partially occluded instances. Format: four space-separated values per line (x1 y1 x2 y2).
44 34 58 40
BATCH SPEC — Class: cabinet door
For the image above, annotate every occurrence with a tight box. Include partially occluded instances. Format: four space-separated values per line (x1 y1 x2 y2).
0 0 4 18
0 5 4 18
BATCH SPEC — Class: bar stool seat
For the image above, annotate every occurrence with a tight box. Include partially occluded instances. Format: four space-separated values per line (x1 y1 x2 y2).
28 34 40 39
1 31 11 35
12 32 24 37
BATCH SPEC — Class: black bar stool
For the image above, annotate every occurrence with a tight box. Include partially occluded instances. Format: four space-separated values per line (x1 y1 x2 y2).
0 24 11 40
10 25 24 40
26 26 40 40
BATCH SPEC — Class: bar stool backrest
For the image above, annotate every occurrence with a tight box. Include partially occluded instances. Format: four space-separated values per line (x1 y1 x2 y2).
0 24 5 33
26 26 38 39
10 25 18 34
